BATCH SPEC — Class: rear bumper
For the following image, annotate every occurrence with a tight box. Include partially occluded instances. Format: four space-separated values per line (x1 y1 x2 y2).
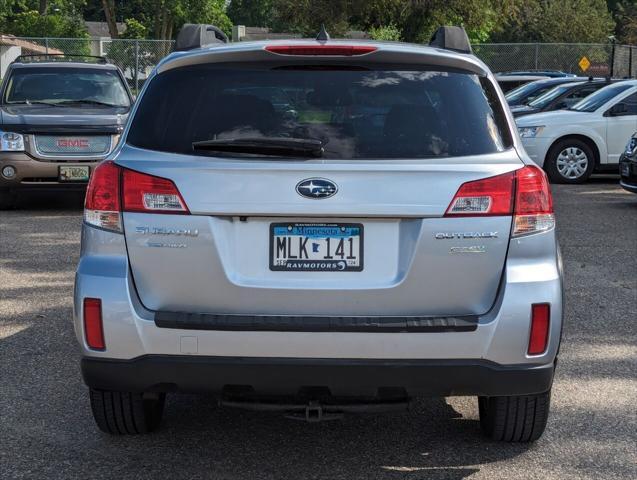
81 355 555 397
619 155 637 193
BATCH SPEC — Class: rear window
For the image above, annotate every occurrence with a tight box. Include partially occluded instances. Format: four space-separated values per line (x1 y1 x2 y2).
4 67 130 107
128 64 512 159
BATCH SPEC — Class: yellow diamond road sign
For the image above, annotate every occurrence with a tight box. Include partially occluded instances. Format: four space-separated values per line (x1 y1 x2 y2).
579 56 591 72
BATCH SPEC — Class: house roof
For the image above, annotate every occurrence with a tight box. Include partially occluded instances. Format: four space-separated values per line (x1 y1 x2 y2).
0 35 63 54
84 21 126 38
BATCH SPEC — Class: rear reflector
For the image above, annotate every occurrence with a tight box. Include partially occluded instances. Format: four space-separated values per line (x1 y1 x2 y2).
265 45 377 56
444 165 554 237
122 169 189 214
83 298 105 350
528 303 550 355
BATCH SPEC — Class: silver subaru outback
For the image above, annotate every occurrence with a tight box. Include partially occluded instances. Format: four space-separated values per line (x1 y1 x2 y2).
74 26 562 442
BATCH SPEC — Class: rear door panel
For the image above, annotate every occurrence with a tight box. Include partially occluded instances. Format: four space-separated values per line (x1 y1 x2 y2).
120 148 519 317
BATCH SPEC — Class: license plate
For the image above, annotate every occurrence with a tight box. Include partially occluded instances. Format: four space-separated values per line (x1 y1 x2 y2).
621 163 630 176
59 165 90 182
270 223 363 272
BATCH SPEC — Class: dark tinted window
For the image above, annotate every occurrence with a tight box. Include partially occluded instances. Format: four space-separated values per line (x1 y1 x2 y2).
562 84 603 107
128 64 511 159
528 83 577 108
619 93 637 114
506 82 558 104
571 83 633 112
4 67 130 107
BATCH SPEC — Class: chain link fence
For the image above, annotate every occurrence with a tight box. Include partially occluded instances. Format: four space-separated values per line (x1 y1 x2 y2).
0 36 174 92
1 37 635 91
474 43 636 78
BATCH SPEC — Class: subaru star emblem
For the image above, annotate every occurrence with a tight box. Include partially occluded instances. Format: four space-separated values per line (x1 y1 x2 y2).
296 178 338 199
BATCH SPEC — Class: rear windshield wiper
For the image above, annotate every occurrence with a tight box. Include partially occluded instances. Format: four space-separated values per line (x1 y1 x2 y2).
192 137 324 158
56 99 125 108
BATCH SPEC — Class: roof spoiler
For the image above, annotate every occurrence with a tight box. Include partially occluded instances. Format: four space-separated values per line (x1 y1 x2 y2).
175 24 228 51
12 54 108 64
429 26 472 54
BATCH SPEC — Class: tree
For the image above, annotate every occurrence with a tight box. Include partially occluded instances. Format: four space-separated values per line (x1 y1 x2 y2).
148 0 232 40
0 0 89 38
270 0 350 36
610 0 637 43
227 0 272 27
101 0 119 38
492 0 615 43
368 24 401 41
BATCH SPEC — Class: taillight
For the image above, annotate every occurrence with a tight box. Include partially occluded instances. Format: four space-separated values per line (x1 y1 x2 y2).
84 161 189 232
84 160 122 232
83 298 105 350
444 165 554 237
445 171 514 216
512 165 554 237
122 169 189 214
265 45 377 56
528 303 550 355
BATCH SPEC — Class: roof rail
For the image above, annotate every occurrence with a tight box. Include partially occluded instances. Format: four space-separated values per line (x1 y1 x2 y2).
429 26 472 54
175 24 228 51
12 54 108 64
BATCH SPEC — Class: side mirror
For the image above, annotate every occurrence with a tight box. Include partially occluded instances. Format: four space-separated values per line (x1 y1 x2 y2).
608 102 628 116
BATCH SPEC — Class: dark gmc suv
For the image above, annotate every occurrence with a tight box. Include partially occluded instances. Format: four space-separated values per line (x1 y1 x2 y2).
0 55 133 208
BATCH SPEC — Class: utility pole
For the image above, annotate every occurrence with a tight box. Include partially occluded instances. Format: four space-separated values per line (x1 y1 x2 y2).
608 35 616 79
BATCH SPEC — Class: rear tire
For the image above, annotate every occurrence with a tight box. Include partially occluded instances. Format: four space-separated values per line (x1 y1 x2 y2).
89 389 166 434
0 188 15 209
478 390 551 442
545 138 595 184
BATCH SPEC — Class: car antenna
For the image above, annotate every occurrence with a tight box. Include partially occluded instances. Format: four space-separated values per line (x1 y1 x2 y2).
316 24 330 42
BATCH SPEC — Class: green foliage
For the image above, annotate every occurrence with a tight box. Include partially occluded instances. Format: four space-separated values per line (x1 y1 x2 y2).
270 0 350 36
4 9 88 37
492 0 615 43
0 0 633 45
122 17 146 39
611 0 637 43
0 1 89 37
368 24 401 42
227 0 272 27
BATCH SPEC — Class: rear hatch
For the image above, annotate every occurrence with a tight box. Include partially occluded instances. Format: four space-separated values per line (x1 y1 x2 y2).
118 48 520 317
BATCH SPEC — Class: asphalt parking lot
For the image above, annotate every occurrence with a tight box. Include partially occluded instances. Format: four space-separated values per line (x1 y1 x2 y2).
1 176 636 480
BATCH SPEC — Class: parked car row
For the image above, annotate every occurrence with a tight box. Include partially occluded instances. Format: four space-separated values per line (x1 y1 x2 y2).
502 74 637 185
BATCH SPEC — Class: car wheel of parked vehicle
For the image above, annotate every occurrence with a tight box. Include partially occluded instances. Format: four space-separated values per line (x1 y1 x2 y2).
0 188 16 209
478 390 551 442
89 389 165 434
545 139 595 184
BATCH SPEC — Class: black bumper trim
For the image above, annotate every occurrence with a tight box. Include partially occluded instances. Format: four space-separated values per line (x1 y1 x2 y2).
81 355 554 397
8 124 122 135
154 312 478 332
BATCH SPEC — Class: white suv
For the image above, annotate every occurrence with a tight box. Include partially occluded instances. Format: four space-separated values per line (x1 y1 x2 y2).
517 80 637 183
